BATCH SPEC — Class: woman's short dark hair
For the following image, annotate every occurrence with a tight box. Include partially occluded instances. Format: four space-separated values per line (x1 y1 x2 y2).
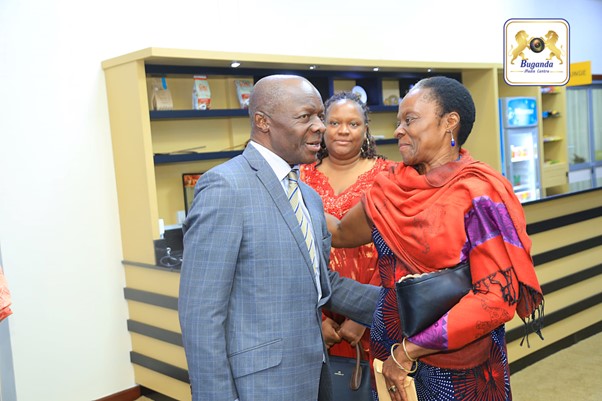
316 91 384 165
412 76 476 147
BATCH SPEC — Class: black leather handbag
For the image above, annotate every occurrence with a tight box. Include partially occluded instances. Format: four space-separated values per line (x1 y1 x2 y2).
330 344 372 400
395 261 472 337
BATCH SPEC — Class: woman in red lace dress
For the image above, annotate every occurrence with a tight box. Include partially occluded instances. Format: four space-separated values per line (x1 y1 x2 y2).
301 91 395 363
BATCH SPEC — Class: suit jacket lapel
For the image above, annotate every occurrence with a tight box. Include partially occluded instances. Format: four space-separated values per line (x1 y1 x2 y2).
243 146 317 276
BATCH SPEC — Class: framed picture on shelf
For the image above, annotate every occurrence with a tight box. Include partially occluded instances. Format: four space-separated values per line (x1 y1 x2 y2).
182 173 203 214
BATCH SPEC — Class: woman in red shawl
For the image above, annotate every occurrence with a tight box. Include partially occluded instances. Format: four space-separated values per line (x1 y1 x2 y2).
328 76 544 401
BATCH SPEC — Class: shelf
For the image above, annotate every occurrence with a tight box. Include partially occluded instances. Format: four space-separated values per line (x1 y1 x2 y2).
542 162 568 188
514 190 535 203
540 87 561 95
153 138 399 165
543 161 564 167
369 105 398 113
150 109 249 119
513 184 531 192
144 63 456 115
540 84 568 193
150 105 399 120
154 150 243 164
375 138 398 145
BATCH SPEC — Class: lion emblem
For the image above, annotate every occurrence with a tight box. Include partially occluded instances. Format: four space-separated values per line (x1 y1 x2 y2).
544 30 564 64
509 30 531 65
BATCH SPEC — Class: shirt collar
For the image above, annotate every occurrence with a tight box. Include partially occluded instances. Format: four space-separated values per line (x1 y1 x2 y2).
249 141 298 181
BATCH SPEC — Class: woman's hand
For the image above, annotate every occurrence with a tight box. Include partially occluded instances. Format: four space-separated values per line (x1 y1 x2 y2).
382 342 417 401
382 338 435 400
337 319 366 347
321 317 342 349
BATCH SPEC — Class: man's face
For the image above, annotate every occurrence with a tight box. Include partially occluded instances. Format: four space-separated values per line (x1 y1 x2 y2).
265 80 326 165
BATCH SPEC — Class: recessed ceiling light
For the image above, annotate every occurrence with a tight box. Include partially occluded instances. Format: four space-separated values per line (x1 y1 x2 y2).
309 65 317 70
231 61 241 68
373 67 380 72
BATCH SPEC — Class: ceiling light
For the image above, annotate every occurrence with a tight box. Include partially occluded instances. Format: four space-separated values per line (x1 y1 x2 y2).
373 67 380 72
231 61 241 68
309 65 317 70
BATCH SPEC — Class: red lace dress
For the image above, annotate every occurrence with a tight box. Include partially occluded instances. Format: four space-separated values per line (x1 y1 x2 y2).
300 158 395 358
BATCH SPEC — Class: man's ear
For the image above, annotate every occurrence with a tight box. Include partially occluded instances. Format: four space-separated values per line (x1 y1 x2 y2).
254 112 270 132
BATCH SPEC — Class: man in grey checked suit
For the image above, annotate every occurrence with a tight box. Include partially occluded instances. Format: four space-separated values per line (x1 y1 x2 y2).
179 75 380 401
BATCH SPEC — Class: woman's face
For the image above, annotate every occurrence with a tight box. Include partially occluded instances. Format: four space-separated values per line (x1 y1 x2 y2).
394 88 449 169
323 99 367 160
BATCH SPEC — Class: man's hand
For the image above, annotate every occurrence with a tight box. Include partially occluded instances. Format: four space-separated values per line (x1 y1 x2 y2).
338 319 366 347
321 317 342 349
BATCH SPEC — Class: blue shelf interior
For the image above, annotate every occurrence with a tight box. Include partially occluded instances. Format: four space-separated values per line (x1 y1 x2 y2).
153 139 398 164
146 63 460 114
150 106 398 120
150 109 250 119
147 63 456 164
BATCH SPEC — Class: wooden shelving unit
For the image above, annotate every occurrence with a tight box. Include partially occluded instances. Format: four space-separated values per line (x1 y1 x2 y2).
540 85 569 195
101 48 510 400
102 48 601 401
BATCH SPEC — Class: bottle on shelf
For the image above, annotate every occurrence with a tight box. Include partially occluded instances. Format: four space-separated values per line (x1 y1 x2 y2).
542 110 561 119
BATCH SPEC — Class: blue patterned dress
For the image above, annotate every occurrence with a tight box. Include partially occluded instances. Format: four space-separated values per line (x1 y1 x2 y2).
369 229 511 401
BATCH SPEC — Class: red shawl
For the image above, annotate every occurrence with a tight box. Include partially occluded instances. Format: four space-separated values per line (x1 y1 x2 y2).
364 149 543 338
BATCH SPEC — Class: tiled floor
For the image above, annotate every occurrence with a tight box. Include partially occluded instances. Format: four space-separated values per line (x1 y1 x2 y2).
511 331 602 400
136 331 602 400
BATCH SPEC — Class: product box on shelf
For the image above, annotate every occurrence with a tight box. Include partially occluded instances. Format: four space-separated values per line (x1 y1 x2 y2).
192 75 211 110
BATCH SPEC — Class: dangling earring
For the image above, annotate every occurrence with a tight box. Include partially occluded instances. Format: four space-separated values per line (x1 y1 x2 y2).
360 135 370 158
447 130 456 147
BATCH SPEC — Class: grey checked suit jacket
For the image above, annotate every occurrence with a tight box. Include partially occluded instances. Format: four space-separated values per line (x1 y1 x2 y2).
179 145 380 401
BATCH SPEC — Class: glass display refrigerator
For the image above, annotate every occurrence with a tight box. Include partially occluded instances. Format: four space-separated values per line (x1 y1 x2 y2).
499 97 542 203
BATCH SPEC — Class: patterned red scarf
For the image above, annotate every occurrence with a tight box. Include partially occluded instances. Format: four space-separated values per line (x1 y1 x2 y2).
364 150 543 333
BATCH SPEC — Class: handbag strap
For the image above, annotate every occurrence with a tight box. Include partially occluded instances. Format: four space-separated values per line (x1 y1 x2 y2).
350 343 365 390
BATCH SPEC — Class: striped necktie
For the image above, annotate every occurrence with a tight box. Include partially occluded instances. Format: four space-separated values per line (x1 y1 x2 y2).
287 170 317 271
